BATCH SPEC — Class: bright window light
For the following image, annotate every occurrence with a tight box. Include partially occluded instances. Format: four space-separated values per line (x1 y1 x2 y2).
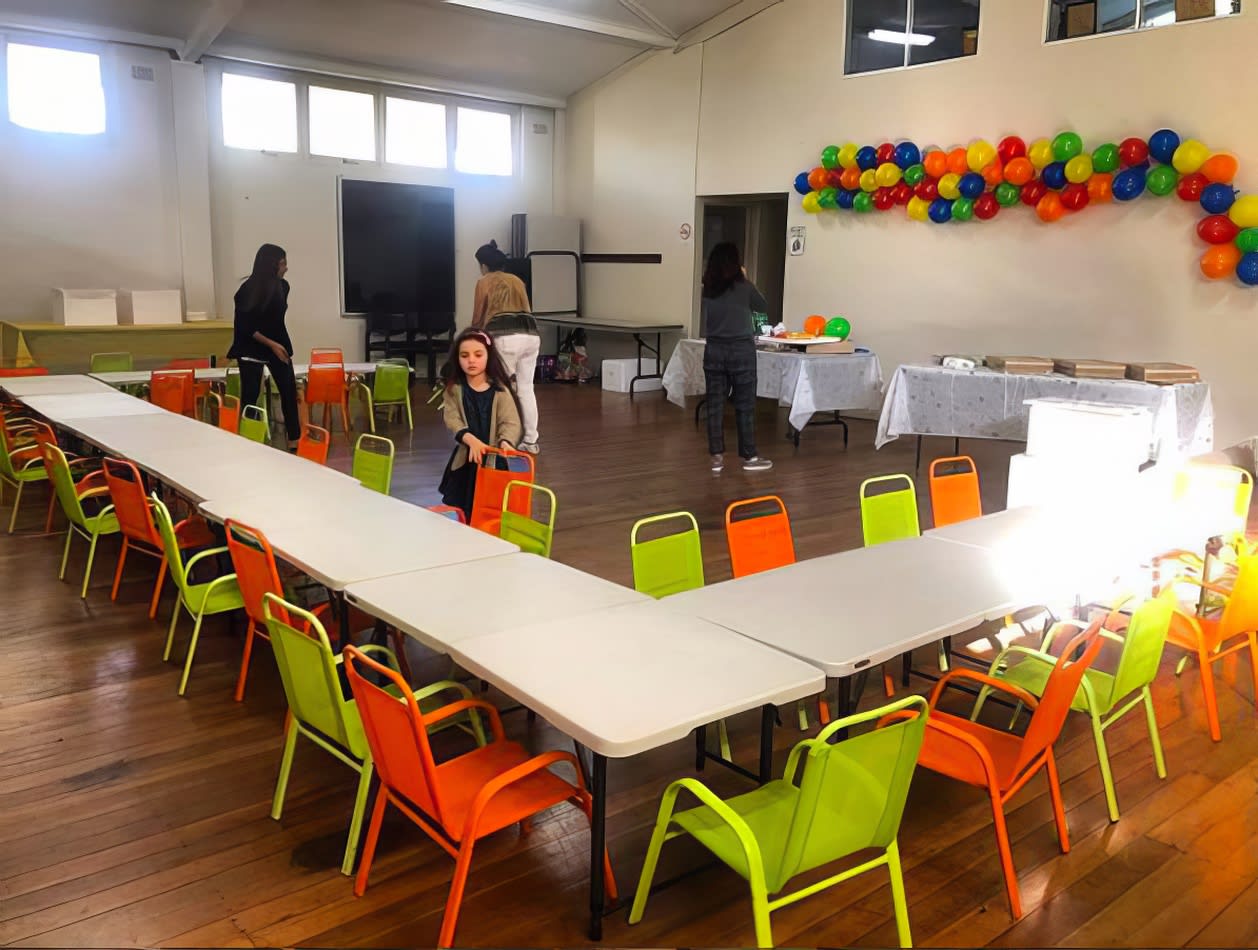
867 28 935 45
221 73 297 151
386 97 447 168
455 107 513 176
6 42 105 135
309 85 376 161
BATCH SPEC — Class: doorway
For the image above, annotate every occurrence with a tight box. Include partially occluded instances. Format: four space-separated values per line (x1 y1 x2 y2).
695 194 788 337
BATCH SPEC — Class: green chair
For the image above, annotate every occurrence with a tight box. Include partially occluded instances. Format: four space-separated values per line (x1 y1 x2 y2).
42 443 119 596
971 591 1175 822
152 496 245 696
239 404 269 444
860 474 920 547
631 511 704 598
499 480 556 557
90 352 133 373
2 426 48 533
353 433 394 494
630 695 929 949
360 359 414 432
224 366 241 400
263 592 482 876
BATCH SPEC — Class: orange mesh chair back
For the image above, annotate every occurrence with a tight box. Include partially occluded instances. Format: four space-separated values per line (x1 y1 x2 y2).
725 495 796 578
469 447 534 535
296 423 330 464
149 369 195 417
343 645 616 949
303 363 351 434
309 347 344 364
0 367 48 377
210 392 240 433
929 455 982 528
225 519 289 702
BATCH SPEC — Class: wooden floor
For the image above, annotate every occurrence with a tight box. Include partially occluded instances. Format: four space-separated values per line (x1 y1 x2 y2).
4 383 1258 948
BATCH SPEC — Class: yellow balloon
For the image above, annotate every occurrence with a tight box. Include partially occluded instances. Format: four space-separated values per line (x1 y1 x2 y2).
1028 138 1053 170
837 143 859 170
875 162 902 188
907 196 930 221
938 172 962 200
1172 139 1210 174
859 169 878 192
967 140 996 174
802 192 821 214
1065 155 1093 184
1228 194 1258 229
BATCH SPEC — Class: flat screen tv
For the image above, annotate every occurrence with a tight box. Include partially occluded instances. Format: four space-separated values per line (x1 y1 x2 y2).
339 178 455 315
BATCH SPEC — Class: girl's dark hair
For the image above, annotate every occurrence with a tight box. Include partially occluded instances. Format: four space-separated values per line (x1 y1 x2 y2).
475 240 508 272
439 328 523 416
701 242 744 299
240 243 287 312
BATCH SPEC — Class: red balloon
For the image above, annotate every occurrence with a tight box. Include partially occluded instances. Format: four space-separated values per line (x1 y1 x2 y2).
1119 137 1150 167
973 193 1000 220
891 182 914 205
1020 179 1048 207
876 142 896 165
1177 172 1208 202
826 168 843 188
873 187 895 210
1061 182 1090 211
915 178 939 201
808 166 828 191
997 135 1027 164
1197 214 1240 245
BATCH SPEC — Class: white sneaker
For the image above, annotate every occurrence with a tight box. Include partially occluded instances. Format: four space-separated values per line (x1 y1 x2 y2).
710 454 724 473
742 456 773 472
519 442 540 455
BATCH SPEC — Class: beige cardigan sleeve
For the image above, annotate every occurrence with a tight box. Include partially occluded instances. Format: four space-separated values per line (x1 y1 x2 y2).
494 390 523 448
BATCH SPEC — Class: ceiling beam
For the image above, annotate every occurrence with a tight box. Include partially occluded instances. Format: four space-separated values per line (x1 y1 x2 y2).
440 0 673 47
181 0 248 62
615 0 677 40
0 11 181 53
674 0 783 50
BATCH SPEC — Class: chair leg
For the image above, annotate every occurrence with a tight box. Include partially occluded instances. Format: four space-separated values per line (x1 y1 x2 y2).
796 700 809 731
389 628 414 682
234 618 257 702
628 789 679 925
989 787 1022 918
59 525 74 580
177 611 205 695
163 599 182 661
341 761 374 877
44 490 55 534
886 839 913 949
1090 713 1120 823
883 666 895 697
80 531 102 599
1143 685 1167 780
1045 751 1071 853
717 719 732 760
339 399 351 436
148 559 168 620
1198 646 1223 742
353 790 388 897
8 480 24 532
749 875 774 949
111 538 130 601
270 719 300 820
404 396 413 430
438 838 477 948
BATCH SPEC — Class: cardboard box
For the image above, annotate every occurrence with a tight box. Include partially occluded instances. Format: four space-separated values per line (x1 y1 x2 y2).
758 335 855 354
1066 1 1096 37
1025 398 1153 466
118 289 183 325
52 289 117 326
1126 362 1200 384
986 355 1054 374
962 29 978 55
600 358 660 393
1052 358 1127 379
1176 0 1215 20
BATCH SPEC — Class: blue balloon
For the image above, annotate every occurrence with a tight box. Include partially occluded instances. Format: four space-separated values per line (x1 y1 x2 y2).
1201 184 1237 215
836 188 856 210
793 172 811 196
1112 168 1147 201
856 145 878 171
1148 128 1181 165
958 172 986 199
928 197 953 223
1238 252 1258 286
894 141 921 170
1042 162 1067 190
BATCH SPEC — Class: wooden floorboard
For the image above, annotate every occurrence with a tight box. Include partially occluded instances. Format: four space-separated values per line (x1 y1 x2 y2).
2 383 1256 947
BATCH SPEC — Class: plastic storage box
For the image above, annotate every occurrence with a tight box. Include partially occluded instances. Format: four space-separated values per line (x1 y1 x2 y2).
601 358 660 393
52 289 117 326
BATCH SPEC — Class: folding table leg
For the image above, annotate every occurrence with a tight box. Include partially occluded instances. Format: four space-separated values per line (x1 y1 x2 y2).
758 704 775 783
588 752 608 941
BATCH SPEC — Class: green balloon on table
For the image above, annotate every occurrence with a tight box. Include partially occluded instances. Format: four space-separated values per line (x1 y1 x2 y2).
952 197 975 221
903 163 925 186
853 191 874 213
821 145 840 169
995 182 1021 207
1092 143 1120 173
1147 164 1178 196
1236 228 1258 254
1052 131 1083 163
819 187 838 208
824 317 851 340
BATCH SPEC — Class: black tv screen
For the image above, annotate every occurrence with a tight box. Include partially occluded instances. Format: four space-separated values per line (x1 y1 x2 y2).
339 179 455 315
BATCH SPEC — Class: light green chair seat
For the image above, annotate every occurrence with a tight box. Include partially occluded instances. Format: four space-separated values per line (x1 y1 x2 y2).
674 781 800 890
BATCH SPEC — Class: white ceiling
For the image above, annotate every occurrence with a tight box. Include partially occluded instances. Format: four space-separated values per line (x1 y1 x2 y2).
0 0 774 105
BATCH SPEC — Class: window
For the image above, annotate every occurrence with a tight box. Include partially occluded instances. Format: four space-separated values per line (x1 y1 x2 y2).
455 107 513 176
6 42 105 135
309 85 375 161
221 73 297 152
845 0 980 75
385 97 447 168
1047 0 1239 42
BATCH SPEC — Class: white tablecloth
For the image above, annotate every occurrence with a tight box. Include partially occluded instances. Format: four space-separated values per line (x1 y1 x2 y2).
662 338 884 431
875 363 1214 458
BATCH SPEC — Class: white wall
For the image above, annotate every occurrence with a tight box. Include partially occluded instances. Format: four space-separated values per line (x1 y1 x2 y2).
566 2 1258 445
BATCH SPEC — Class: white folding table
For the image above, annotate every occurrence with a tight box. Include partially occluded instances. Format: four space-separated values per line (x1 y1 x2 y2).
18 391 166 421
90 362 381 387
1 374 119 397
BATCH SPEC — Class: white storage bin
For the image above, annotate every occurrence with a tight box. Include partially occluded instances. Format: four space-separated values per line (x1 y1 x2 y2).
1007 451 1141 511
52 289 117 326
118 289 183 325
601 358 661 393
1025 398 1152 467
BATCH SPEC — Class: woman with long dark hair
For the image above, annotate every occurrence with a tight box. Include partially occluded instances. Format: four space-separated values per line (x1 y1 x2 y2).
228 243 301 448
701 242 772 473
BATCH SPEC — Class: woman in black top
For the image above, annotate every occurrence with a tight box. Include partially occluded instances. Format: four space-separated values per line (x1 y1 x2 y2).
228 243 301 447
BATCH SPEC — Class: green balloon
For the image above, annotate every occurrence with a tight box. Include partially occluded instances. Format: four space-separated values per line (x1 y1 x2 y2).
1052 131 1083 163
952 197 975 222
1092 143 1120 174
853 191 874 213
995 182 1021 207
819 187 838 208
903 163 925 186
1147 164 1177 196
824 316 851 340
821 145 840 169
1236 228 1258 254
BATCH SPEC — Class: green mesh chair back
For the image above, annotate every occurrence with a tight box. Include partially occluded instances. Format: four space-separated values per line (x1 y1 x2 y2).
239 403 269 443
373 360 411 404
1108 591 1175 704
498 480 556 557
860 474 920 547
353 433 394 494
43 442 95 531
90 352 133 373
149 495 194 595
631 511 704 598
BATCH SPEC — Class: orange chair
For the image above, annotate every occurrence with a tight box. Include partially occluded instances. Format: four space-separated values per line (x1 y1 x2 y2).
882 621 1103 919
296 423 330 465
210 392 240 433
1167 552 1258 742
929 455 982 527
164 358 213 417
427 504 467 524
469 447 534 535
725 496 796 579
343 645 617 949
149 369 196 417
303 363 351 435
309 347 344 364
30 421 100 533
102 458 215 618
0 367 49 377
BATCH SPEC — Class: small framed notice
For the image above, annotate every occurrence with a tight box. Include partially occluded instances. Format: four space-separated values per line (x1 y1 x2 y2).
789 226 806 256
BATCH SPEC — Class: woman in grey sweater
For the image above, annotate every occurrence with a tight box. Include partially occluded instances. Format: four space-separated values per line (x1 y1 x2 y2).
700 242 772 473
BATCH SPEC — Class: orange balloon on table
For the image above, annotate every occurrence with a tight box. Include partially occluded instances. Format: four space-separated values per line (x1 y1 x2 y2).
840 166 862 191
947 147 969 176
1201 244 1243 279
982 161 1004 188
1201 153 1239 184
1004 157 1034 186
1036 192 1066 223
1087 173 1114 203
922 150 947 179
803 315 826 336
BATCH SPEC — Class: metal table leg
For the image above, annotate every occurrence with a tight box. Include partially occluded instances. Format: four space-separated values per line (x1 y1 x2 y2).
588 752 608 941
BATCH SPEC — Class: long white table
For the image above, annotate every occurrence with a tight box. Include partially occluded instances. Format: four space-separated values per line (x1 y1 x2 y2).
90 362 381 387
1 374 119 397
19 391 167 421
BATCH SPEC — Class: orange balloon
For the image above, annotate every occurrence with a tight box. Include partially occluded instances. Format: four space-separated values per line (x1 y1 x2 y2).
839 166 862 190
803 315 826 336
1087 173 1114 203
1201 153 1239 184
1004 157 1034 186
808 167 827 191
922 149 947 179
1036 192 1065 223
982 160 1004 188
1201 244 1242 279
946 147 969 176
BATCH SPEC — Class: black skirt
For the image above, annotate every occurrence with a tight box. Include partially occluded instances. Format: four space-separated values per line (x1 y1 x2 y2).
438 451 476 521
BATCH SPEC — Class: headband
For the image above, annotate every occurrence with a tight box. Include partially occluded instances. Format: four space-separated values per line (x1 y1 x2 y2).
465 329 493 347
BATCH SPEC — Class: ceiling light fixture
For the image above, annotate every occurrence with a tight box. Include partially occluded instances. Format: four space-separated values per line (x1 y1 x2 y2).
867 28 935 45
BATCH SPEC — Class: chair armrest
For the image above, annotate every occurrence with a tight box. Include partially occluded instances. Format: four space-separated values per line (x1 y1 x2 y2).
817 693 929 745
461 749 588 841
421 698 504 741
919 714 1003 782
75 469 109 493
929 668 1040 711
183 546 230 574
354 643 399 670
643 776 768 885
77 485 111 501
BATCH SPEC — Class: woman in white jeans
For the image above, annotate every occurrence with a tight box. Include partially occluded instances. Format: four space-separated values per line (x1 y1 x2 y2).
472 241 541 453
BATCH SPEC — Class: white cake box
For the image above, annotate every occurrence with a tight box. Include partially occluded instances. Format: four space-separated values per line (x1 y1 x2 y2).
1007 450 1141 511
601 358 661 393
1025 398 1152 467
52 289 117 326
118 289 183 325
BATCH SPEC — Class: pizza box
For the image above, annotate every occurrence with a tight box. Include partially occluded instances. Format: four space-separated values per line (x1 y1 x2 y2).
986 355 1055 374
757 335 855 354
1125 362 1200 384
1052 358 1128 379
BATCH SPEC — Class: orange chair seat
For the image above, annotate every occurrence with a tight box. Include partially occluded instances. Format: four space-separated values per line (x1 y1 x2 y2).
916 711 1025 790
1167 612 1225 653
